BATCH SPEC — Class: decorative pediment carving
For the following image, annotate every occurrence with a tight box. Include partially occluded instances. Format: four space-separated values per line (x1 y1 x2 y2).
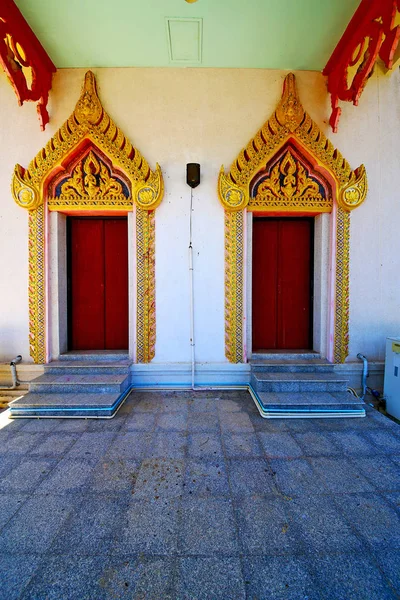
218 73 367 213
47 149 133 211
59 151 124 199
257 151 321 201
248 148 333 213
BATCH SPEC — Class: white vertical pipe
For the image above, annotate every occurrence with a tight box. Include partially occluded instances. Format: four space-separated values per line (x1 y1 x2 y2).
189 187 195 389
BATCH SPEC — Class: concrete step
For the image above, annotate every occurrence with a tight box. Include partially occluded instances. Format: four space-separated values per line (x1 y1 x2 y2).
251 352 321 361
46 360 132 375
29 374 130 395
9 390 130 418
253 390 365 418
250 360 334 373
251 372 348 393
58 351 130 362
9 356 132 419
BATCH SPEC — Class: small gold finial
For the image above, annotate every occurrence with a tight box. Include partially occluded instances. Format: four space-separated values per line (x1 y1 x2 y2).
74 71 103 125
276 73 305 132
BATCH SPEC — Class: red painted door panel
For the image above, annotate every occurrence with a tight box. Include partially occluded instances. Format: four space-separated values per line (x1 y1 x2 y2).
69 218 128 350
252 218 313 350
104 219 129 349
70 219 105 350
252 220 279 350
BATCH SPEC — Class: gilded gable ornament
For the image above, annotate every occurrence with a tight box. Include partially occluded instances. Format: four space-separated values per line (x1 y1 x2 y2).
218 73 367 214
11 71 164 213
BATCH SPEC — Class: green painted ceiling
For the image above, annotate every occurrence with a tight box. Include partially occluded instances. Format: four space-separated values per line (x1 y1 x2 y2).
15 0 360 70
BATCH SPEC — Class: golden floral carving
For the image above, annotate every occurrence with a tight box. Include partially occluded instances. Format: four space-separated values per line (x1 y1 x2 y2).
249 196 331 213
136 208 156 363
74 71 103 125
225 210 244 363
47 197 133 211
249 149 332 213
135 164 164 211
257 151 321 200
28 206 46 364
11 71 163 364
12 165 40 211
338 165 368 211
275 73 305 132
218 167 248 212
57 151 125 202
334 208 350 363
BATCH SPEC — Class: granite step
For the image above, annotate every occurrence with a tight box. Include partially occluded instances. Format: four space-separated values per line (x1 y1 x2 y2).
9 356 132 418
29 373 130 395
9 391 129 418
253 390 366 418
45 360 132 375
251 372 348 393
251 352 321 360
58 351 130 362
250 359 334 373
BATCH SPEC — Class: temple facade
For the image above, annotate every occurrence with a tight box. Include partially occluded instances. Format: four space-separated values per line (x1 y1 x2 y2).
0 63 399 407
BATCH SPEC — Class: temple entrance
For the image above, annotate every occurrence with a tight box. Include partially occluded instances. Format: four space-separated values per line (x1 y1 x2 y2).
67 217 129 351
252 217 314 351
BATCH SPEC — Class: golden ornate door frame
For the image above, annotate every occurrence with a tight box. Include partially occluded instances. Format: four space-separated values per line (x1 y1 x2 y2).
218 73 367 364
11 71 164 364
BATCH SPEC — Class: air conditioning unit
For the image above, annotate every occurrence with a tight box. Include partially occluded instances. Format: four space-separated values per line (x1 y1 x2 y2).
384 337 400 420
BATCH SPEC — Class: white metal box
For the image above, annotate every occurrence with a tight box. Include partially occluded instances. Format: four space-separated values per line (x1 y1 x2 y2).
384 337 400 420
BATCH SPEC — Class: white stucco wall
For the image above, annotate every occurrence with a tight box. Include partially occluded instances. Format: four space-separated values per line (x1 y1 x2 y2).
0 66 399 364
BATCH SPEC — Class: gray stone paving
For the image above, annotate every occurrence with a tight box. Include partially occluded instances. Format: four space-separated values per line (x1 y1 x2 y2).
0 390 399 599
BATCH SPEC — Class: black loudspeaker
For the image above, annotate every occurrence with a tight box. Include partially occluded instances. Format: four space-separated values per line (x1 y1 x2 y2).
186 163 201 188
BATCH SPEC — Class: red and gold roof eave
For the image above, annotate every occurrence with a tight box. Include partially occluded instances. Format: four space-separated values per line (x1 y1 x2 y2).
323 0 400 133
0 0 56 130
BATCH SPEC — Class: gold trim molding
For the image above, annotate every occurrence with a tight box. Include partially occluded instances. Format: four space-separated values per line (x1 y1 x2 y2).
11 71 164 364
225 210 245 363
136 208 156 363
28 206 46 364
335 208 350 363
219 73 368 364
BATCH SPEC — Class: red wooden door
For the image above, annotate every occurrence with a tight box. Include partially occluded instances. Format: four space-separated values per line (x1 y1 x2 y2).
69 218 129 350
252 218 313 350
